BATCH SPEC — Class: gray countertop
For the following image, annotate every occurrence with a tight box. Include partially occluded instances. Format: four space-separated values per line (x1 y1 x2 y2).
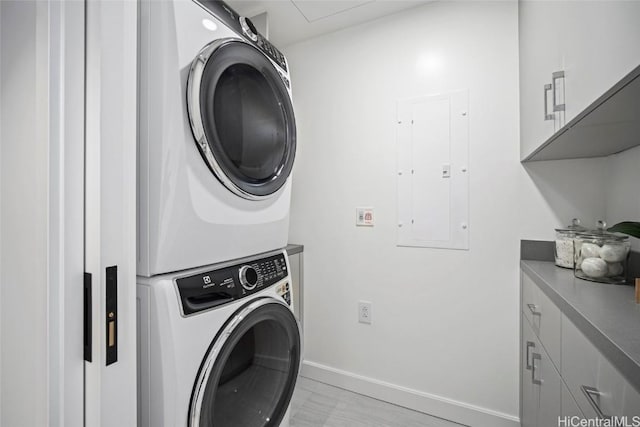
285 244 304 256
521 260 640 392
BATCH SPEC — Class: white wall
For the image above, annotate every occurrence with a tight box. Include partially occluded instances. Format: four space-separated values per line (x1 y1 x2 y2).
0 2 49 425
519 157 607 241
285 2 522 425
0 2 3 422
284 2 611 425
606 145 640 250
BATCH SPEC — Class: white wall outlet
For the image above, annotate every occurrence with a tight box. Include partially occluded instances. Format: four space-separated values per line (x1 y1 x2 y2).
358 301 372 324
356 207 374 226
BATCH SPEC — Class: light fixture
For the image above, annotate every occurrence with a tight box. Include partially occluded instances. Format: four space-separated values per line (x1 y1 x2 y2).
202 19 217 32
416 52 445 76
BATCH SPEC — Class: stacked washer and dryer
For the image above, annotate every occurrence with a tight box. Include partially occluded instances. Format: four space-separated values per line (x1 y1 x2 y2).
136 1 300 426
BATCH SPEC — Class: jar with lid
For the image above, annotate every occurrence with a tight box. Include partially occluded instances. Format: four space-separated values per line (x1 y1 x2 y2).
574 221 630 284
555 218 587 268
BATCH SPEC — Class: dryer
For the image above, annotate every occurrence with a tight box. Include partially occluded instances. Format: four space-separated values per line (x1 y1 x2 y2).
137 250 301 427
138 0 296 277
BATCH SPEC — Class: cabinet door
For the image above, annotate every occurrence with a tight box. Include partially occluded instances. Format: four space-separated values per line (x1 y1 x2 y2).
519 1 564 159
559 1 640 124
535 339 562 427
561 382 584 418
521 317 538 427
562 315 636 418
622 382 640 417
521 273 561 370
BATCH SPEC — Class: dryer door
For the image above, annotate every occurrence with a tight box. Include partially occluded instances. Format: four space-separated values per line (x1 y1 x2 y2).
189 297 301 427
187 39 296 201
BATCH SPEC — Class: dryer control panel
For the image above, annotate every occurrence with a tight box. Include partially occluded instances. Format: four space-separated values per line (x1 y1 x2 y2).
176 252 290 316
194 0 288 72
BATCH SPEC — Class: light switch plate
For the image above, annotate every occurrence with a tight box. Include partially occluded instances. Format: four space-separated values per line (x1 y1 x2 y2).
356 207 374 226
442 163 451 178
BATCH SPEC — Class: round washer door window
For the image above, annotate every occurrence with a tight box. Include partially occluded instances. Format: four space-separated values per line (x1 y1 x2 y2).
187 39 296 200
188 298 301 427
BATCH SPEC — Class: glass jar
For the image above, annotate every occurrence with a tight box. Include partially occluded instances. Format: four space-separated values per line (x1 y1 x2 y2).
574 221 630 285
555 218 587 268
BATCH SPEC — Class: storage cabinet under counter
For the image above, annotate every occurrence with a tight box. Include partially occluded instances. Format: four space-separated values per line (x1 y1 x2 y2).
520 261 640 425
562 315 640 419
521 313 563 427
521 273 561 370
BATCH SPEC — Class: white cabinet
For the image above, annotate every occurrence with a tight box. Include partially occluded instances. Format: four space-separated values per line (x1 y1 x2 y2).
521 269 640 426
519 1 640 160
521 271 563 427
536 344 563 427
562 382 584 418
521 315 562 427
521 318 538 427
559 2 640 125
562 316 640 419
521 273 561 370
519 0 564 159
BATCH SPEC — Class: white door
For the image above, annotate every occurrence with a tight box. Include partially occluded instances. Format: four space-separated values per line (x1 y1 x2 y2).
1 1 85 426
1 1 137 425
84 0 138 426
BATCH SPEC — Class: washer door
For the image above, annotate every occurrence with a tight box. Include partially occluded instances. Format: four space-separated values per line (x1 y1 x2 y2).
189 297 301 427
187 39 296 200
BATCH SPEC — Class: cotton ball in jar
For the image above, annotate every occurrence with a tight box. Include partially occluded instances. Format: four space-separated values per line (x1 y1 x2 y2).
599 244 627 263
580 243 600 259
555 239 575 268
581 258 608 278
607 262 624 277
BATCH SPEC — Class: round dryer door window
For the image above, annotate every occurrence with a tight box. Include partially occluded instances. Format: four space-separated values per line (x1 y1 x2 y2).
187 39 296 200
188 298 301 427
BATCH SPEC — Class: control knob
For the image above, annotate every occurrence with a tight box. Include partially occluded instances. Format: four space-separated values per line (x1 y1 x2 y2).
239 16 258 42
239 265 259 290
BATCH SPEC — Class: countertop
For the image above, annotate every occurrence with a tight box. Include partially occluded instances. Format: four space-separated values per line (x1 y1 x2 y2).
285 244 304 256
521 260 640 392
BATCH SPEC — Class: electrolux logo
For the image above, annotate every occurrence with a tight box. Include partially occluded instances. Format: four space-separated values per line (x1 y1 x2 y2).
558 416 640 427
202 275 215 289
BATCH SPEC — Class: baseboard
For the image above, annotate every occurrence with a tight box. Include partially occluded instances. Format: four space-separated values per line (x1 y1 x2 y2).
300 360 519 427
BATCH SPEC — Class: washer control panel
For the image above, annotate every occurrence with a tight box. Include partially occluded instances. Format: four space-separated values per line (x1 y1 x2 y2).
176 252 290 316
194 0 288 72
254 33 288 72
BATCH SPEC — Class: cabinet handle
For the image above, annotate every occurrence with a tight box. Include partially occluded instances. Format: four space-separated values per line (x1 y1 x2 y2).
552 71 566 112
531 353 542 385
581 385 610 420
526 341 535 370
544 83 554 120
527 303 541 316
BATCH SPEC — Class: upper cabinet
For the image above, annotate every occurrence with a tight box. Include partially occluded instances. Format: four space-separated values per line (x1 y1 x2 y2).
519 1 640 161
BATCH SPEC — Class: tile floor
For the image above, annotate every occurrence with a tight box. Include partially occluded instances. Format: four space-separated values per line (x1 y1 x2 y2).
289 376 465 427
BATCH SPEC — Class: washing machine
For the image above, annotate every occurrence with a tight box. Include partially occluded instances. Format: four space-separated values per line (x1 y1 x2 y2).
137 249 301 427
138 0 297 277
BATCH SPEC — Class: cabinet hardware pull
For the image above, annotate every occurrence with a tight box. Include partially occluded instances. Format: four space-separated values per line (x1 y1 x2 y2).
581 385 610 420
544 83 554 120
552 71 566 112
526 341 535 370
527 303 541 316
531 353 542 385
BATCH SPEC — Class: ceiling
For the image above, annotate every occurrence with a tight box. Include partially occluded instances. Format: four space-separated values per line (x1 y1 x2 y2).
226 0 432 47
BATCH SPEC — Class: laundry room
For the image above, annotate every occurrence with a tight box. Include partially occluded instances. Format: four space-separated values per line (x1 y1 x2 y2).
1 1 640 427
